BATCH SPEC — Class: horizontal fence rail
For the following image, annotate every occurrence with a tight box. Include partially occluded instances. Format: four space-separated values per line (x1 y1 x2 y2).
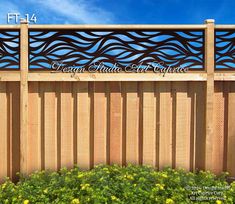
1 20 235 182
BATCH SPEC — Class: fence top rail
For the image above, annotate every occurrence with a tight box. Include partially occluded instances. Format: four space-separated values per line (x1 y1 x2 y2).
215 25 235 29
28 24 207 30
0 25 20 30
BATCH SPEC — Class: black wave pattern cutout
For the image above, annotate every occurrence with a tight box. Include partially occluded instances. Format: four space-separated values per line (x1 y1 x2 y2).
29 30 204 70
0 31 20 69
216 30 235 69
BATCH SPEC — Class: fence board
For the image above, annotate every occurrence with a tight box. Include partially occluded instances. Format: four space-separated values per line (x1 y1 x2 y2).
227 82 235 176
60 82 74 168
213 82 225 174
174 82 191 170
142 82 157 166
0 82 8 182
93 82 107 165
125 82 139 165
158 82 173 169
28 82 41 172
194 82 206 170
74 82 91 169
109 82 123 165
43 82 58 170
8 83 20 181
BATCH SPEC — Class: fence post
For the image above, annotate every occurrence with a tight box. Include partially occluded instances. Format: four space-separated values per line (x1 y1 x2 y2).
20 19 29 174
204 19 215 171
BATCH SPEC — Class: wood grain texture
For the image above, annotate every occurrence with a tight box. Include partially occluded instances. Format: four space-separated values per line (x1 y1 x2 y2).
227 82 235 176
60 82 74 168
158 82 173 169
74 82 91 169
174 82 191 170
0 82 8 182
125 82 139 164
205 20 215 171
213 82 225 174
194 82 206 170
93 82 107 165
142 82 156 166
28 82 41 172
43 82 58 170
109 82 123 165
20 21 29 174
8 82 20 182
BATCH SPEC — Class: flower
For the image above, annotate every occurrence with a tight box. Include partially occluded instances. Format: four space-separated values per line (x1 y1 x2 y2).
2 183 7 189
126 175 134 180
156 183 164 190
161 173 168 178
111 196 117 201
77 174 84 179
216 200 222 204
80 183 90 190
23 200 29 204
165 198 174 204
43 189 48 194
71 198 80 204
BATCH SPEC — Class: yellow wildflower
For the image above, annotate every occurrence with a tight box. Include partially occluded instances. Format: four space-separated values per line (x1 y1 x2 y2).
2 183 6 189
216 200 222 204
43 189 48 194
162 173 168 178
77 174 84 179
126 175 134 180
111 196 117 201
71 198 80 204
156 183 164 190
165 198 174 204
23 200 29 204
80 183 90 190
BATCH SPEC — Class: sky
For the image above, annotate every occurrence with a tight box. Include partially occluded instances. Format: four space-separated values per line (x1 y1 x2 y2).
0 0 234 25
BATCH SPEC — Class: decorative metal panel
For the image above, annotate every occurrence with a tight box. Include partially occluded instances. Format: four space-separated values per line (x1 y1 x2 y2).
215 30 235 69
0 31 20 69
29 30 205 70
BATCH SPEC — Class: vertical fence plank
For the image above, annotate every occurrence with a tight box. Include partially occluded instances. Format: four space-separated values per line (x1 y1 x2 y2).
195 82 206 170
227 82 235 176
205 19 215 171
109 82 123 165
20 20 29 174
43 82 58 170
8 83 20 181
28 82 41 172
75 82 91 169
125 82 139 164
174 82 191 170
0 82 8 182
60 82 74 168
142 82 156 166
158 82 173 169
213 82 225 174
93 82 107 165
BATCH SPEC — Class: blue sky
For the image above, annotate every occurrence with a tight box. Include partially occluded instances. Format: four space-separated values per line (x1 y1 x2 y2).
0 0 234 24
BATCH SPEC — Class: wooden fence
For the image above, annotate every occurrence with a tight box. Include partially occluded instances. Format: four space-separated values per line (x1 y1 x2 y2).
1 19 235 182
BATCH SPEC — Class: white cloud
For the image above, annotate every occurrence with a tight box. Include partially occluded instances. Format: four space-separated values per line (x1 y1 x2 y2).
34 0 114 24
0 2 21 24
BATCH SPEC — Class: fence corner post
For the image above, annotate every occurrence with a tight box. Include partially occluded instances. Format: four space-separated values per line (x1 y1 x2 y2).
204 19 215 172
20 19 29 175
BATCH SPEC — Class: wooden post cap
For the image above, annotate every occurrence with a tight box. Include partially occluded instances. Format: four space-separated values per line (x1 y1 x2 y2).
205 19 215 24
20 19 28 24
